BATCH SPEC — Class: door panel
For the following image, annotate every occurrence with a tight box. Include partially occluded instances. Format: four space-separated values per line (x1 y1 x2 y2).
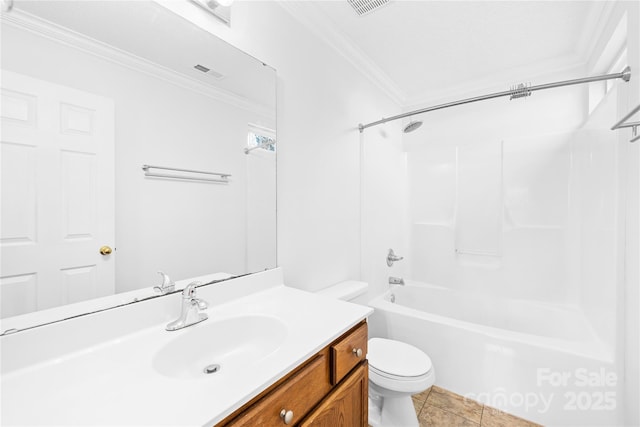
1 70 115 316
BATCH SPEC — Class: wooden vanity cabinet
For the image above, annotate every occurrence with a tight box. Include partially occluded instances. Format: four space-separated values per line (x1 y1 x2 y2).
218 321 368 427
298 363 368 427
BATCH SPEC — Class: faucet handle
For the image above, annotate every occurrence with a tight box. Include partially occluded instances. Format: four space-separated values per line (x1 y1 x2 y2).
154 271 175 294
387 249 404 267
165 281 208 331
184 282 208 310
195 299 208 310
182 281 203 298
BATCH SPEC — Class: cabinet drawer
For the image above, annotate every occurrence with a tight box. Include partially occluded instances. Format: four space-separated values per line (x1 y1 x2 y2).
225 352 331 427
330 322 367 385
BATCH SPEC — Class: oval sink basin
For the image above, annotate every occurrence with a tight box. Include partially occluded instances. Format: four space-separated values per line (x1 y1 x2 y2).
153 315 288 380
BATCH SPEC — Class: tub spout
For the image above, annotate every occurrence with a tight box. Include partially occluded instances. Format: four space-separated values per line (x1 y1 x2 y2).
389 276 405 286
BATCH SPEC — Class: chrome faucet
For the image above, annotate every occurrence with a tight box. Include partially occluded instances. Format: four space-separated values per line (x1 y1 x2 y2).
166 282 208 331
154 271 175 295
389 276 405 286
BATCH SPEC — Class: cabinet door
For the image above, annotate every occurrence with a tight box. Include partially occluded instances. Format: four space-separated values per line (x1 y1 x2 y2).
299 362 368 427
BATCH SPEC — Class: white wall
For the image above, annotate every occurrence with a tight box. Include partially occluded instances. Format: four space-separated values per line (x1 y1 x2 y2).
359 121 407 302
2 23 275 293
159 1 402 291
623 4 640 423
585 2 640 423
246 149 277 273
568 92 619 352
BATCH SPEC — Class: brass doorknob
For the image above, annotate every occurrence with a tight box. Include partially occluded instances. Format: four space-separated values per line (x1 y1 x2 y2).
99 246 112 255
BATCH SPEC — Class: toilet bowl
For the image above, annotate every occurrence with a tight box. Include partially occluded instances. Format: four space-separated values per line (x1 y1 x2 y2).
367 337 435 427
317 281 435 427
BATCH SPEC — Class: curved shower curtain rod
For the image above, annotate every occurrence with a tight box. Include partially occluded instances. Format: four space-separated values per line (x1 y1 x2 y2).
358 66 632 133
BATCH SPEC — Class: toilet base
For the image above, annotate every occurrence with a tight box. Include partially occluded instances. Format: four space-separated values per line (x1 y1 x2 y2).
368 394 419 427
368 396 382 426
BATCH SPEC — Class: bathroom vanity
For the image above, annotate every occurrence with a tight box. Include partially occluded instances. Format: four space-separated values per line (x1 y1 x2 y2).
220 321 368 426
0 269 372 426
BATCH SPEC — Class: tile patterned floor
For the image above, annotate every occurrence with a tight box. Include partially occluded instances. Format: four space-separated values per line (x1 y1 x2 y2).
411 386 543 427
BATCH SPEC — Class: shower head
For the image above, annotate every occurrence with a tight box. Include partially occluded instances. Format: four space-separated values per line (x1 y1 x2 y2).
403 120 423 134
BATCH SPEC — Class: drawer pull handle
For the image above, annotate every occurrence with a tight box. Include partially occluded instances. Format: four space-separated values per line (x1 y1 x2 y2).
352 348 363 358
280 409 294 424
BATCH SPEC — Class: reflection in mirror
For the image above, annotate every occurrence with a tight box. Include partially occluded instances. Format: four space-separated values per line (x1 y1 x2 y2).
0 0 277 332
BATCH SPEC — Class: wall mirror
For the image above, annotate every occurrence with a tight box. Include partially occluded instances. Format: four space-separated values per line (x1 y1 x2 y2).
0 0 277 333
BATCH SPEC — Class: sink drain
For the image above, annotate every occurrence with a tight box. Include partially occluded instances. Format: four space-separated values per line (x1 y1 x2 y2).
203 364 221 374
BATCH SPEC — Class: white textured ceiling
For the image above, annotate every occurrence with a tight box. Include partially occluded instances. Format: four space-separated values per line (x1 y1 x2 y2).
286 0 605 106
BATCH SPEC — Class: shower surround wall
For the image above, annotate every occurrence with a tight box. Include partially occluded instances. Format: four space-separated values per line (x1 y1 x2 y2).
408 133 574 303
405 82 620 345
402 66 589 297
568 91 620 353
362 65 630 425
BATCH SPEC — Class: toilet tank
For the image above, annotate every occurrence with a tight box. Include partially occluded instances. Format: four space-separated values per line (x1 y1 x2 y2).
317 280 368 301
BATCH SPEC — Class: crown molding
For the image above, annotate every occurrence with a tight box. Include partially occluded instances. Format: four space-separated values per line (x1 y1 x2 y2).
277 0 405 107
1 10 275 120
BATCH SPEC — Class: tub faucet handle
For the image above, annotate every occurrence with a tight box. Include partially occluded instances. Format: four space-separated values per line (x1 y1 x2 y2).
387 248 404 267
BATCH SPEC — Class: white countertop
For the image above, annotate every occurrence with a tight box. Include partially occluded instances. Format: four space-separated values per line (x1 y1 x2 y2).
0 270 372 426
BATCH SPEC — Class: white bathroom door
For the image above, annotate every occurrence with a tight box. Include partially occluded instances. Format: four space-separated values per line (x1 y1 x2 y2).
0 70 115 317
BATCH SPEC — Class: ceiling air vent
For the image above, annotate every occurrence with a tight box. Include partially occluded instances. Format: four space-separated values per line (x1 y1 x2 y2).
193 64 224 79
347 0 391 16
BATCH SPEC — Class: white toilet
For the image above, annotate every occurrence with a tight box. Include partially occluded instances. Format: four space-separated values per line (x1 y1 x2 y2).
318 281 435 427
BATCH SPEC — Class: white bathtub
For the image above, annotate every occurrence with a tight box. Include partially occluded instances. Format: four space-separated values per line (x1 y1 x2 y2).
368 282 622 426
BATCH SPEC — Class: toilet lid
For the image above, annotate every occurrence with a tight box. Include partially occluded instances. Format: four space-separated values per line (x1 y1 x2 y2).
368 338 432 378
